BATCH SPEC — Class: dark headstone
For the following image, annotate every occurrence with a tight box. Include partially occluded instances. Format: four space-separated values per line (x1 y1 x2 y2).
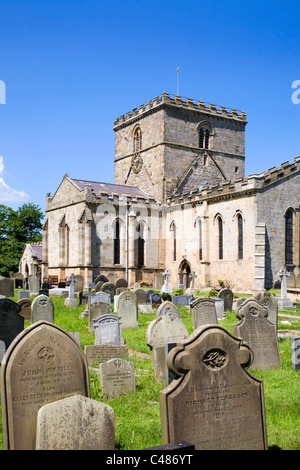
0 299 24 349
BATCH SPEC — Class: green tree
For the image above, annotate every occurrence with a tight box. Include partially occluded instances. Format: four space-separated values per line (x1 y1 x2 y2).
0 203 44 277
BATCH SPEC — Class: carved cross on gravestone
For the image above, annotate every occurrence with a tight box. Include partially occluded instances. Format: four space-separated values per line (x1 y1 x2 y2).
178 270 183 284
67 274 77 299
163 270 171 287
277 267 289 299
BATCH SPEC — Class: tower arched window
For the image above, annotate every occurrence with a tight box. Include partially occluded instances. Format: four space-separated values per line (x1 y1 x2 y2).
285 209 294 271
133 126 142 153
198 122 213 150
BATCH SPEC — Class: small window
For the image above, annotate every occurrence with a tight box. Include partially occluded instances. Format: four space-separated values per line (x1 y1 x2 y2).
218 216 223 260
237 214 243 259
198 123 212 150
133 126 142 153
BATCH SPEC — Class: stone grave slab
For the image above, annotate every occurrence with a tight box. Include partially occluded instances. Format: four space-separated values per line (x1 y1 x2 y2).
92 291 111 305
84 344 128 368
0 299 24 350
18 290 30 300
139 304 153 313
146 290 155 303
190 298 218 329
101 282 116 302
88 301 111 333
151 292 162 309
115 277 128 289
292 336 300 370
117 290 138 328
94 314 124 346
31 294 54 324
209 297 225 319
0 339 6 363
28 275 40 296
171 295 194 306
234 299 281 369
100 358 135 399
17 298 32 320
156 301 181 322
146 316 189 382
134 288 147 305
254 291 278 332
160 324 268 450
1 321 90 449
74 274 84 293
36 394 115 450
217 288 234 311
0 277 14 297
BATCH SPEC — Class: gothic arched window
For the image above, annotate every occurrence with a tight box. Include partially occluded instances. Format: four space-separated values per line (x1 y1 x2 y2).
198 122 212 150
217 216 223 260
170 221 176 261
237 214 243 259
136 223 144 267
285 209 294 270
114 220 120 265
133 126 142 153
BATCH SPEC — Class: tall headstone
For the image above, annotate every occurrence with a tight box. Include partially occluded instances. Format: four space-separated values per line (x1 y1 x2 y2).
0 299 24 350
156 301 181 322
31 294 54 324
0 277 14 297
64 273 78 307
117 290 138 328
88 301 111 333
254 291 278 332
277 267 294 309
101 282 116 302
292 336 300 370
36 395 115 450
161 270 173 294
99 358 135 399
28 275 40 296
234 299 281 369
153 272 164 290
133 288 147 305
94 314 124 346
190 298 218 329
217 288 234 311
160 324 268 450
1 321 90 449
74 274 84 293
146 315 189 382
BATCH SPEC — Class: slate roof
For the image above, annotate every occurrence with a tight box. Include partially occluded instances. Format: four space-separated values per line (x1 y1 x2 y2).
70 178 149 198
31 244 43 260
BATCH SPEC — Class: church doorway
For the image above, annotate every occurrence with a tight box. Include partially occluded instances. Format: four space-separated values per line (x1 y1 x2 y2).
178 260 191 289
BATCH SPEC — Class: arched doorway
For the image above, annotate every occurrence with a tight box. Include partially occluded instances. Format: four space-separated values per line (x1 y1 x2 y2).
179 260 191 289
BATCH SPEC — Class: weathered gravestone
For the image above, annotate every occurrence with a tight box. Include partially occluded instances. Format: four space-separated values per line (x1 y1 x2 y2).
217 288 234 311
210 297 225 320
84 343 128 368
277 267 294 309
18 290 30 300
171 294 194 306
146 290 156 303
134 287 147 305
95 281 103 292
99 358 135 399
17 298 32 320
1 321 90 450
160 324 268 450
116 287 129 296
161 269 173 294
0 340 6 362
0 277 14 297
74 274 84 293
64 273 78 307
190 298 218 329
91 291 111 305
234 299 281 369
88 302 111 333
28 275 40 296
254 291 278 332
94 314 124 346
117 290 138 328
36 394 115 450
146 315 189 382
153 272 164 290
151 292 162 309
95 274 108 284
292 336 300 370
101 282 116 302
156 301 181 322
115 277 128 289
31 294 54 324
0 299 24 350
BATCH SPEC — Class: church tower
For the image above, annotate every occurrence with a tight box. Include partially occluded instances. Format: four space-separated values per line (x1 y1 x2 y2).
113 93 247 202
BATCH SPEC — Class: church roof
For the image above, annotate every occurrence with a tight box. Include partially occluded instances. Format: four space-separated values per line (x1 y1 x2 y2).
31 244 43 260
70 178 149 198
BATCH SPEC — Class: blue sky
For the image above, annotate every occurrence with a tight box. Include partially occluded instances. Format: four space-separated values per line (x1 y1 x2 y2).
0 0 299 217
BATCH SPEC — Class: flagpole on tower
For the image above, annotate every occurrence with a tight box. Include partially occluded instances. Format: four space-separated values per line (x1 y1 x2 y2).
176 67 179 95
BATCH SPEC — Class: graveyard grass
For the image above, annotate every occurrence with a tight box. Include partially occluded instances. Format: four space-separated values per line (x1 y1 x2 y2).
0 290 299 450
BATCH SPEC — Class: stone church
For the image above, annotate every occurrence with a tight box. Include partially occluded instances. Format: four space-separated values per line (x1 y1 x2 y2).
40 93 300 293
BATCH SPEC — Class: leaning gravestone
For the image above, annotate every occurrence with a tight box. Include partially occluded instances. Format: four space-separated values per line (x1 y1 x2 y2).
234 299 281 369
117 290 138 328
156 301 181 322
160 324 268 450
31 294 54 324
254 291 278 332
101 282 116 302
292 336 300 370
36 395 115 450
88 302 111 333
146 315 189 382
100 358 135 399
17 298 32 320
0 277 14 297
1 321 90 450
0 299 24 350
190 298 218 329
28 275 40 296
217 288 234 311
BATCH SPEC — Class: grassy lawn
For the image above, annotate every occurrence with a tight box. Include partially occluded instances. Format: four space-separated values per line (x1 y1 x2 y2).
0 290 299 450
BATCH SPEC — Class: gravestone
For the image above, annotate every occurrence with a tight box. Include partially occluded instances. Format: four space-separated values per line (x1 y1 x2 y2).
17 298 32 320
84 344 128 368
31 294 54 324
210 297 225 320
190 298 218 329
146 315 189 382
115 277 128 289
277 267 294 309
171 294 194 306
0 340 6 362
139 304 153 313
39 289 49 297
165 342 177 385
160 324 268 450
36 395 115 450
146 290 156 303
95 281 103 292
217 288 234 311
151 292 162 309
74 275 84 293
156 301 181 322
18 290 30 300
64 274 78 307
99 358 135 399
292 336 300 370
254 291 278 332
161 270 173 294
134 288 147 305
0 277 14 297
88 302 111 333
95 274 108 284
116 287 129 296
234 299 281 369
101 282 116 302
117 290 138 328
94 314 124 346
153 272 164 290
91 291 111 305
1 321 90 450
28 275 40 296
0 299 24 350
